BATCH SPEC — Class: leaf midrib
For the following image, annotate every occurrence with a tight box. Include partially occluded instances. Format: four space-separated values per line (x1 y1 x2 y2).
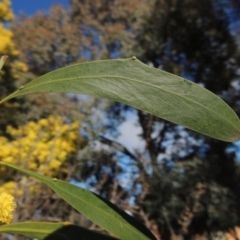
22 75 239 132
0 226 51 234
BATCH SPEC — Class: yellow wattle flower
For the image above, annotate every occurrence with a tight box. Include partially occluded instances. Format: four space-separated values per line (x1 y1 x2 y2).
0 192 16 224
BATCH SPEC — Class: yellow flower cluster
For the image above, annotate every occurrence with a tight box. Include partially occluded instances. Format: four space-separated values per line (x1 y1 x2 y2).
0 0 28 79
0 23 18 56
0 115 80 177
0 181 22 197
0 192 16 224
11 60 28 78
0 0 14 21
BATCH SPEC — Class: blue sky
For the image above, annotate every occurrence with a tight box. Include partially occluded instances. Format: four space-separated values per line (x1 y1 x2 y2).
11 0 69 15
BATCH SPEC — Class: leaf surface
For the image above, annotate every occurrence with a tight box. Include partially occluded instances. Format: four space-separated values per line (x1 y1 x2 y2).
1 162 156 240
0 57 239 141
0 222 64 239
0 222 117 240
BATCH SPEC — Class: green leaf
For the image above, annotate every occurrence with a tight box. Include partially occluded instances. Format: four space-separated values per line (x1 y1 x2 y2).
1 162 156 240
0 222 117 240
0 57 239 141
0 222 65 239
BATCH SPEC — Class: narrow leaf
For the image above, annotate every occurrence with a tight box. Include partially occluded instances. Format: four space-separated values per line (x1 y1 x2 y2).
1 162 156 240
0 58 239 141
0 222 65 239
0 222 117 240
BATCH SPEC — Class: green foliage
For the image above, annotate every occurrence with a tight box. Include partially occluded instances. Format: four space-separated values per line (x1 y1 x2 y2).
0 55 239 239
0 222 118 240
0 222 68 239
1 0 240 239
0 0 29 132
1 58 239 142
1 162 156 240
12 4 83 75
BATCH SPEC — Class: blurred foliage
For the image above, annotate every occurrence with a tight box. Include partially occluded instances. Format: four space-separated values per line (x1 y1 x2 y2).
69 0 240 239
134 0 240 93
0 0 28 88
0 0 28 132
70 0 153 59
12 5 83 75
0 2 90 240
